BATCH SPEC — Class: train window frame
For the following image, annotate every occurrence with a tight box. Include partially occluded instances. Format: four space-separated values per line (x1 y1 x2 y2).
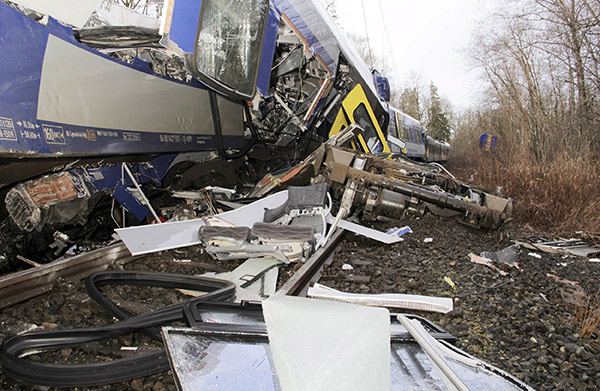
353 103 381 153
409 127 418 143
395 113 405 140
415 129 423 144
402 122 410 141
191 0 269 101
388 110 399 139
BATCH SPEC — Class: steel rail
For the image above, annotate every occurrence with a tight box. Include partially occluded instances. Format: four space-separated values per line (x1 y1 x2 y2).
277 229 344 296
0 227 343 308
0 242 138 309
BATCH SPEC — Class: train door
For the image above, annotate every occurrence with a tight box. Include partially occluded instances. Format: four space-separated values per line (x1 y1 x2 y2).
386 108 406 154
329 84 391 153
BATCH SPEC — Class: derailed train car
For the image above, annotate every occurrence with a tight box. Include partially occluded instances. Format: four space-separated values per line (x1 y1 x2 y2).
0 0 499 270
385 105 450 163
0 0 395 265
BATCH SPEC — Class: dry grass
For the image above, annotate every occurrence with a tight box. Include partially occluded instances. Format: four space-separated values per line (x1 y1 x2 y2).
447 148 600 234
572 290 600 338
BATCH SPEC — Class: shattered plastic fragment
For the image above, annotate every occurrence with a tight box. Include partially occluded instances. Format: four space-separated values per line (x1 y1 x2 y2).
329 216 404 244
262 295 391 391
443 276 456 289
341 263 354 271
424 238 434 243
188 257 281 299
515 237 600 258
386 226 412 237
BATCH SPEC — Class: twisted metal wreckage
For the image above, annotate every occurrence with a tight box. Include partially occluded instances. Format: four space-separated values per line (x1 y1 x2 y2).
0 0 528 390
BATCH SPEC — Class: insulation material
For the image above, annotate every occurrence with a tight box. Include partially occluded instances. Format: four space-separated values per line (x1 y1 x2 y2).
12 0 101 27
307 283 454 314
262 295 391 391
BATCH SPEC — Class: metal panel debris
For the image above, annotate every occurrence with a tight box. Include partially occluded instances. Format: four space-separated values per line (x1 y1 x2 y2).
514 237 600 258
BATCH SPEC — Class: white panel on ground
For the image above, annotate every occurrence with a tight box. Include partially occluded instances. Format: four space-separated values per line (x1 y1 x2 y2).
12 0 101 27
191 257 280 300
307 283 454 314
326 214 403 244
116 191 288 255
227 257 280 297
262 295 391 391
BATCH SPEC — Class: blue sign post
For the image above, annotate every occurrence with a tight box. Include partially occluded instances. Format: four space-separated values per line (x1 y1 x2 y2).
479 134 498 151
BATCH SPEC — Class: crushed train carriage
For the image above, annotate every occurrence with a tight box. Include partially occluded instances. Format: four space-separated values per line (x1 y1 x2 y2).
0 2 532 390
0 0 498 268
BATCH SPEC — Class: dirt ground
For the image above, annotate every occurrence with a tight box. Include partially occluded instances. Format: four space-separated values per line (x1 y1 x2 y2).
0 213 599 390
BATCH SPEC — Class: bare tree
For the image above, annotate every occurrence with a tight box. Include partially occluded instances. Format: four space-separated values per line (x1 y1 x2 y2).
466 0 600 161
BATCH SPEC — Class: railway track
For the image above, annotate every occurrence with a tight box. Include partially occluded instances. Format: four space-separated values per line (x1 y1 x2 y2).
277 229 345 296
0 242 139 310
0 230 345 310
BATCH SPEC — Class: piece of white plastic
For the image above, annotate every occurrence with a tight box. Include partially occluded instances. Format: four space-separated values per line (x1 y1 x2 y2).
307 283 453 314
262 295 391 391
341 263 354 271
116 191 288 255
326 214 404 244
424 238 434 243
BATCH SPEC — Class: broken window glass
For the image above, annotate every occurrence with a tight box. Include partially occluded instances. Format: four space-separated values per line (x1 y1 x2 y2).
163 326 530 391
163 328 280 391
194 0 268 99
391 342 528 390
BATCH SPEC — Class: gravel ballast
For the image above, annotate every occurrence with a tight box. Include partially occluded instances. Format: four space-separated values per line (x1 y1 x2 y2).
1 214 599 390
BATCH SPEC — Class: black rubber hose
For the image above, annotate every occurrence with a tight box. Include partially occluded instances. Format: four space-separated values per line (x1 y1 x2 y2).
85 271 235 339
0 272 235 387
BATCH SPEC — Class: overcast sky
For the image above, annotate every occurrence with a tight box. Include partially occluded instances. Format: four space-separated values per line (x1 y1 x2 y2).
332 0 483 109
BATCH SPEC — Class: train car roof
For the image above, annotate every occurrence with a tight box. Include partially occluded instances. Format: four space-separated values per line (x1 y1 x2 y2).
273 0 380 106
388 106 423 129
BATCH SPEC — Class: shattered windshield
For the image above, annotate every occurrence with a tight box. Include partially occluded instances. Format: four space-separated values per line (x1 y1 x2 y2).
195 0 268 98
